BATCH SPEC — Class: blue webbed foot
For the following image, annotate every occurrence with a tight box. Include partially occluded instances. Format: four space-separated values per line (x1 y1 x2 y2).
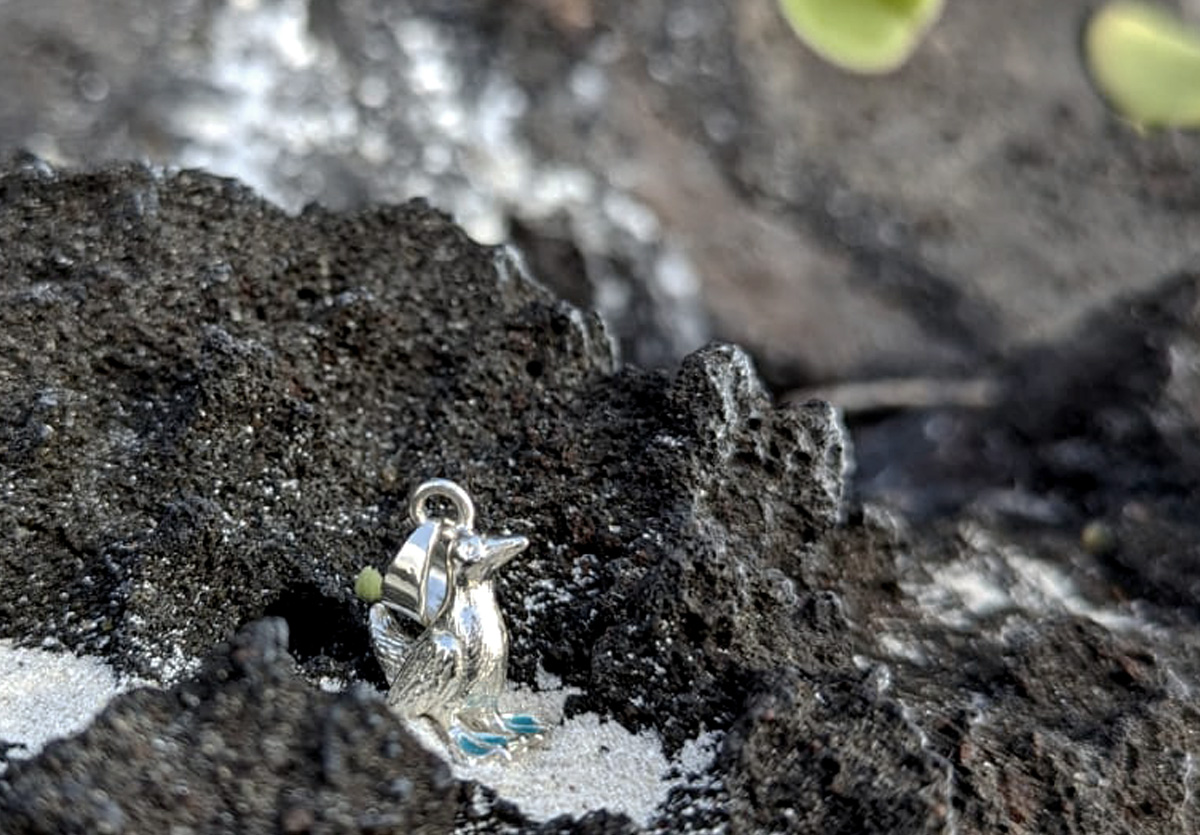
501 713 544 736
451 726 511 759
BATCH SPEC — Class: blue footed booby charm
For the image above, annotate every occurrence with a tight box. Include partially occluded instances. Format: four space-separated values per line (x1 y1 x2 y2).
368 478 544 759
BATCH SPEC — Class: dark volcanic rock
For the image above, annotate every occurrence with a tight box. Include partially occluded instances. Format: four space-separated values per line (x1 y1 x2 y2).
0 619 457 834
2 161 1199 832
0 159 850 828
724 671 952 835
0 156 620 683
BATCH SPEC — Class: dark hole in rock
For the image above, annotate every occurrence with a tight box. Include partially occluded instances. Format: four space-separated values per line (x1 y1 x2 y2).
818 755 841 787
683 611 708 642
526 359 544 379
713 617 733 647
1108 667 1135 689
261 583 385 687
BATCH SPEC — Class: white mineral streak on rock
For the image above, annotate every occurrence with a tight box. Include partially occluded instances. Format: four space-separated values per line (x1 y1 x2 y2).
803 398 853 523
893 695 960 835
703 344 759 454
1180 751 1197 830
902 523 1145 633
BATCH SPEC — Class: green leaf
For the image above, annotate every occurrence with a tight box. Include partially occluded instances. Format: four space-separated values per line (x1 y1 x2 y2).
1085 2 1200 129
354 566 383 603
778 0 945 75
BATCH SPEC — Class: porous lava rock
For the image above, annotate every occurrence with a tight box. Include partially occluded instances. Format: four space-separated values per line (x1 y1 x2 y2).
0 619 457 834
1 160 1198 833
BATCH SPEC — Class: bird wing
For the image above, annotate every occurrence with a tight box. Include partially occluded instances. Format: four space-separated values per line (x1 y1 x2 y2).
386 628 460 722
369 604 412 685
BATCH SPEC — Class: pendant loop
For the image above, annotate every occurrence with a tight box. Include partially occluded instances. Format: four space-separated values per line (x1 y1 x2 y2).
409 478 476 530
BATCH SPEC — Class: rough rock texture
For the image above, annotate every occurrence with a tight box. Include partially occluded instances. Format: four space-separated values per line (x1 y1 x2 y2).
2 162 1199 832
0 619 457 834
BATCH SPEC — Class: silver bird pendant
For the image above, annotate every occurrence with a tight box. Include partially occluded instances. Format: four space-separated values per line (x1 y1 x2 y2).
369 479 544 759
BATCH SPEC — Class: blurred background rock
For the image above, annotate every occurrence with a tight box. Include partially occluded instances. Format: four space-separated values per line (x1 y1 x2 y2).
4 0 1195 381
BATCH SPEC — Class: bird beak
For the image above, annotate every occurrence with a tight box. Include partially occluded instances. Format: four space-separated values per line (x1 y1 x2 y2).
482 535 529 567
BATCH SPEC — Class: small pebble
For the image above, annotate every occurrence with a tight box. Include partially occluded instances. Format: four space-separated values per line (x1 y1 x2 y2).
1081 520 1117 556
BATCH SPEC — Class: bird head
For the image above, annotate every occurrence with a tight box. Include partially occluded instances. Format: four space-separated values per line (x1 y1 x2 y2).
451 531 529 581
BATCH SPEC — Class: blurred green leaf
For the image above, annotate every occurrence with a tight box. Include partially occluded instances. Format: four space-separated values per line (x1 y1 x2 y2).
1085 2 1200 128
354 565 383 603
778 0 945 75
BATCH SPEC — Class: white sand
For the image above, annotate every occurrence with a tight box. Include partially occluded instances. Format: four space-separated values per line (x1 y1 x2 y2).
406 676 723 825
0 644 723 824
0 640 135 769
